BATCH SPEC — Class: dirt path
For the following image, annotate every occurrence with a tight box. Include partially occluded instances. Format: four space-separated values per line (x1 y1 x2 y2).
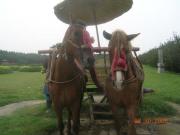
156 102 180 135
1 99 180 135
51 119 153 135
51 102 180 135
167 102 180 115
0 100 44 116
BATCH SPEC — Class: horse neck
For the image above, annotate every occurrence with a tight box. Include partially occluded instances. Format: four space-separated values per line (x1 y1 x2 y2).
53 57 80 82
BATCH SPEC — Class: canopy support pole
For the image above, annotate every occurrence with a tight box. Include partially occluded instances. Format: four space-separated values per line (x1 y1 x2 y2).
92 8 101 48
95 24 101 48
68 0 73 24
103 51 108 74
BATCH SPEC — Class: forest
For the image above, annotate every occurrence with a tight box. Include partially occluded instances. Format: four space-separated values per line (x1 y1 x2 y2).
139 34 180 73
0 50 46 65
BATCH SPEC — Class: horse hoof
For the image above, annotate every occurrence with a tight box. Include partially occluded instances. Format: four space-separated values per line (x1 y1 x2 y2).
70 130 77 135
122 132 128 135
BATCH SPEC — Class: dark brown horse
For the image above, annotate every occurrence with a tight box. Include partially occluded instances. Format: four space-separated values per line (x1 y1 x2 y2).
103 30 144 135
48 24 95 135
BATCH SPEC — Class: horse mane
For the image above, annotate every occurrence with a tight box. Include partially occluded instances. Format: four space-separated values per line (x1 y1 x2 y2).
109 30 144 80
109 30 132 55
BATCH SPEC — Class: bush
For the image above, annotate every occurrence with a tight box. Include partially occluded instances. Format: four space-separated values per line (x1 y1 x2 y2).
0 66 13 74
0 50 47 65
10 65 20 71
139 48 158 67
19 66 42 72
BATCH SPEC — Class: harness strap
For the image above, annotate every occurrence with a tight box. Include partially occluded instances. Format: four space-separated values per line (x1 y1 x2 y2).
48 72 81 84
67 40 80 48
123 75 137 84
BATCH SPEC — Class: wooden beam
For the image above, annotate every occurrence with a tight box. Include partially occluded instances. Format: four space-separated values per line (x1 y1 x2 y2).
38 47 140 54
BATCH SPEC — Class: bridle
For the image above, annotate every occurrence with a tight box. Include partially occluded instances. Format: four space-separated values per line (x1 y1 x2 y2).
67 39 86 66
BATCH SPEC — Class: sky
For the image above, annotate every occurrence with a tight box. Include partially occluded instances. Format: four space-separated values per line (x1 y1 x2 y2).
0 0 180 54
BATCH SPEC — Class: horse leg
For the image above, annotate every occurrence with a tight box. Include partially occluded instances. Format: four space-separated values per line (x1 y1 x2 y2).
54 104 64 135
111 104 121 135
67 109 72 135
127 106 137 135
71 103 80 135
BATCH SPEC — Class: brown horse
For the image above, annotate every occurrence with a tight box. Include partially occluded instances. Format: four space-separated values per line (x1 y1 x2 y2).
48 24 95 135
103 30 144 135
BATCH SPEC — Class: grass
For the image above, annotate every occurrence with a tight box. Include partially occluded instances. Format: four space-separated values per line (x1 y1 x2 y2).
139 65 180 117
1 66 179 116
0 66 13 74
143 65 180 104
0 65 42 74
0 104 57 135
0 72 44 106
0 103 89 135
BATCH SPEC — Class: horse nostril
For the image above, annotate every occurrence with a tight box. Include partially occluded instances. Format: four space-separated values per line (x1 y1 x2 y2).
87 57 95 65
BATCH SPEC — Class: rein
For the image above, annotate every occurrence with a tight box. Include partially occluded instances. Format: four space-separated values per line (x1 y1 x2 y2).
123 75 137 85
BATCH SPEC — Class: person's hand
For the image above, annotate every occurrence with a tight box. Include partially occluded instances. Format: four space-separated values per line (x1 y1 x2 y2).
90 37 95 43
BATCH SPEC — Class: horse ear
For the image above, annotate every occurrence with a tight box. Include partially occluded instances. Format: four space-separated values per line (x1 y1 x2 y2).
127 33 140 41
103 30 112 40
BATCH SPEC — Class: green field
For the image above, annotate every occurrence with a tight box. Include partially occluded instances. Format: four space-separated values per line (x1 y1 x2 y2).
0 66 180 135
139 65 180 117
143 65 180 104
0 66 180 113
0 72 44 106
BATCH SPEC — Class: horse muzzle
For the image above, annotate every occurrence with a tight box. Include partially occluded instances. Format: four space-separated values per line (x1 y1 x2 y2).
115 70 124 90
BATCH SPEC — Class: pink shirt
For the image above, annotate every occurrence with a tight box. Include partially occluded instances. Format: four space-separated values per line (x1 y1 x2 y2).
83 30 93 49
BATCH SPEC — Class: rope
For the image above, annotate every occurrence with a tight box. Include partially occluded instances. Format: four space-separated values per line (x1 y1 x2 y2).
48 73 81 84
133 51 143 68
123 75 137 85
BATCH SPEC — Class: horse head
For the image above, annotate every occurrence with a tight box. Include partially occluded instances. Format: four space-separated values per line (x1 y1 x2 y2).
103 30 140 89
65 24 95 70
